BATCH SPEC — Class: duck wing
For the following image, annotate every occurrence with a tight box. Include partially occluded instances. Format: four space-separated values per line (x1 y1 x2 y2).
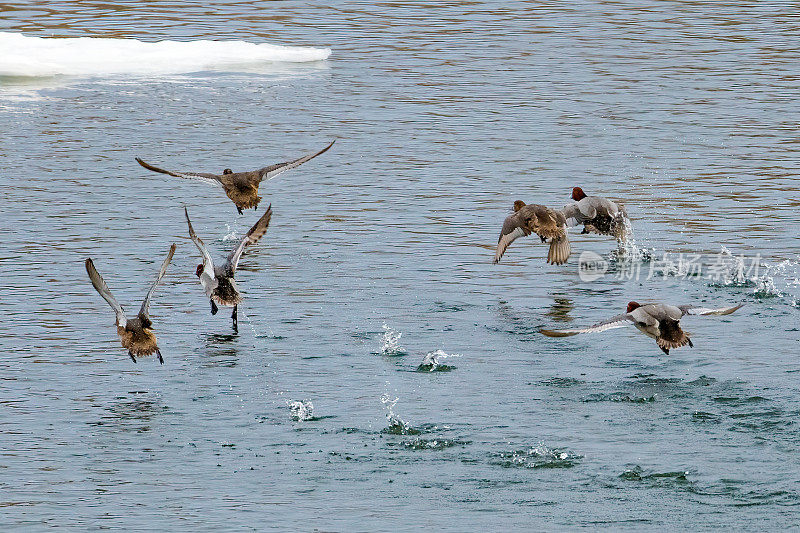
138 243 176 320
257 140 336 183
494 211 531 263
678 303 744 316
85 258 127 327
136 158 224 187
561 203 586 227
540 313 634 337
226 204 273 274
184 207 218 292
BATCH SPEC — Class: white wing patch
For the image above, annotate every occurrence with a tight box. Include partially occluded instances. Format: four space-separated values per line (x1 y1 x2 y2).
540 313 634 337
174 172 224 187
184 207 218 292
680 304 744 316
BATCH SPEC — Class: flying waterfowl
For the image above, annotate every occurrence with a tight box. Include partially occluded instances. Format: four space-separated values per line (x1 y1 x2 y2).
562 187 630 241
494 200 571 265
184 205 272 332
136 140 335 214
540 301 743 355
85 243 176 364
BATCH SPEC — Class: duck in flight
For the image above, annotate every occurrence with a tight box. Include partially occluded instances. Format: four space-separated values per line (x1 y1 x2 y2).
540 301 743 354
494 200 571 265
562 187 630 242
136 140 335 214
184 205 272 332
85 243 176 364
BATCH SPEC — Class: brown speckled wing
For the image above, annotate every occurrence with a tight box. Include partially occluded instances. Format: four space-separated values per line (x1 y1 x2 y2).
85 258 126 327
135 157 223 187
227 204 273 273
494 212 531 263
139 243 177 320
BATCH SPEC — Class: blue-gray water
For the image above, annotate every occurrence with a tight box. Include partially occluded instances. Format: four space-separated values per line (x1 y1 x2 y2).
2 2 799 530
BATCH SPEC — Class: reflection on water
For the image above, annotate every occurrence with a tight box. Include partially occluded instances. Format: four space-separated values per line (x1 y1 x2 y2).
201 333 239 366
89 393 168 434
546 295 574 322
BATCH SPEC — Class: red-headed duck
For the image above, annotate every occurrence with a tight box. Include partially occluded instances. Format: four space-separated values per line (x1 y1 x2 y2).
137 140 335 214
494 201 571 265
185 205 272 332
562 187 630 241
85 243 176 364
540 301 743 354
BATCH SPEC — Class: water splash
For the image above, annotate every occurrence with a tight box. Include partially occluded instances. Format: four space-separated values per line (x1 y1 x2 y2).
417 349 460 372
379 324 404 356
620 465 689 482
397 438 467 450
493 443 582 469
288 399 314 421
380 394 417 434
711 247 800 300
222 224 239 242
609 218 654 264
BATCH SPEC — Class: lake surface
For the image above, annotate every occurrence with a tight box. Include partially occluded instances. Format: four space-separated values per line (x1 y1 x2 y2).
1 1 799 530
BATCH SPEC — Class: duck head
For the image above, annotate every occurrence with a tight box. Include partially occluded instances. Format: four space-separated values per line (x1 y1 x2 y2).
626 301 641 313
223 168 233 175
513 200 526 212
572 187 587 201
195 264 204 277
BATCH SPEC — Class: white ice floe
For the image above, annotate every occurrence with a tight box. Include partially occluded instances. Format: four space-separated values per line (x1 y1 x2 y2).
0 32 331 77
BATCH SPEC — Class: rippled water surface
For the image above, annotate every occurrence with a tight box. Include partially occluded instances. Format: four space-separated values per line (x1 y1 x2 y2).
2 1 799 530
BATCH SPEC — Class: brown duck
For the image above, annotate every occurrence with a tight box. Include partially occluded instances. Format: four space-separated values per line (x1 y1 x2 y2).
185 205 272 332
540 301 743 355
85 243 176 364
136 140 335 214
494 200 571 265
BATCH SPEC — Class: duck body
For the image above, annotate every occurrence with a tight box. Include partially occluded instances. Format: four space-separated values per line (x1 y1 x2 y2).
494 201 571 265
223 172 263 213
136 140 335 214
185 205 272 331
627 303 693 354
562 187 630 241
85 243 176 364
209 269 242 308
540 301 743 355
117 318 159 359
